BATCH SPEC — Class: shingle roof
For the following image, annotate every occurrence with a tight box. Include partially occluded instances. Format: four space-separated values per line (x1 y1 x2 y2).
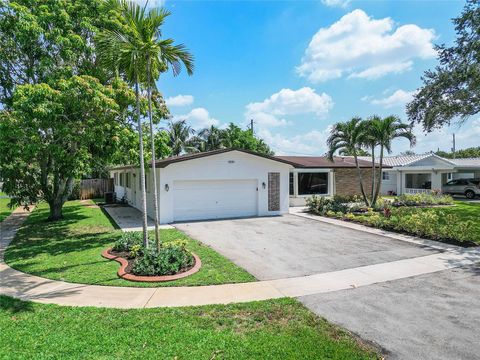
275 156 382 168
110 148 299 170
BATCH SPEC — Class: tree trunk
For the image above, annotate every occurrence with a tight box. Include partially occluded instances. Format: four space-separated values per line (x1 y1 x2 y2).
146 57 161 251
373 146 384 205
47 177 74 221
353 153 369 206
135 75 149 248
48 200 64 221
370 146 376 205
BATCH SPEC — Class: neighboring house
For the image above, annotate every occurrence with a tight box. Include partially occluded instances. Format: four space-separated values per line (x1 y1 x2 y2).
110 149 296 224
277 156 385 206
359 153 480 195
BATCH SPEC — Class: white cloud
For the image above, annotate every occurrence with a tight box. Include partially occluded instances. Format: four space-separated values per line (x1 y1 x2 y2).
172 107 219 129
245 87 333 128
369 89 416 108
258 127 332 156
392 119 480 155
165 94 194 107
297 9 436 82
321 0 350 8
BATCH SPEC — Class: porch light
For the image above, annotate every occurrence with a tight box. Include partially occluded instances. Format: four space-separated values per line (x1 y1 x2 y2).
164 184 169 192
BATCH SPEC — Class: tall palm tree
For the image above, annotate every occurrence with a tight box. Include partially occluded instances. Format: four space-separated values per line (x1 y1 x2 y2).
96 0 150 246
371 115 416 204
327 117 369 205
361 115 382 202
197 125 224 151
167 120 195 156
138 6 194 250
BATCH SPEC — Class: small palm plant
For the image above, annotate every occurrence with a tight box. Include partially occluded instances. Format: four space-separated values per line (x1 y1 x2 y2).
97 0 193 251
327 117 369 205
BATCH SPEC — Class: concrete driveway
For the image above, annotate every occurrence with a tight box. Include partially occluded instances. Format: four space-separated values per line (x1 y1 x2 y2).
175 214 437 280
300 264 480 360
176 214 480 359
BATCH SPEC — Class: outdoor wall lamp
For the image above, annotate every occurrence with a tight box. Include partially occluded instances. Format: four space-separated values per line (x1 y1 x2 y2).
164 184 170 192
262 182 266 189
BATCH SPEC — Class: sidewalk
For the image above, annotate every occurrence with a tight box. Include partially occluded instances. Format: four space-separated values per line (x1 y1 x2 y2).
102 204 174 231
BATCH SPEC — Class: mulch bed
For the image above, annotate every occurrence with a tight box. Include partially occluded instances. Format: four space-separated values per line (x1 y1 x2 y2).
102 248 202 282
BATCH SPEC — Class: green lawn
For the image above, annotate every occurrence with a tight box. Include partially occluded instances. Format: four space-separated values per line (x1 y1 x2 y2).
0 196 15 222
428 201 480 240
4 200 255 287
0 296 379 360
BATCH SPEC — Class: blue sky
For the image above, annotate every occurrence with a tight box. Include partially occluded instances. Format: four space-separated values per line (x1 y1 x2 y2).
142 0 478 156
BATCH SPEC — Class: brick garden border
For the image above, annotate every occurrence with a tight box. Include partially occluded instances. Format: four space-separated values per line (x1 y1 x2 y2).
102 248 202 282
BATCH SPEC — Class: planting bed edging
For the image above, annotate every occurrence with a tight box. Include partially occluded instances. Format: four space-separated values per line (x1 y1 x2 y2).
102 247 202 282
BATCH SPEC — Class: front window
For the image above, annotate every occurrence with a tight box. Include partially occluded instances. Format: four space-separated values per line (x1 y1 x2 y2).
298 172 328 195
289 173 294 195
382 171 390 180
406 173 431 189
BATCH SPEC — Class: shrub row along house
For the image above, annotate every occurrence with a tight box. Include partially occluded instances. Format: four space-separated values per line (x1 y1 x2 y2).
109 149 480 224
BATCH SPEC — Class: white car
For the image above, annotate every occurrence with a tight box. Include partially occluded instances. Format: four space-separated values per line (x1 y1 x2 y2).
443 178 480 199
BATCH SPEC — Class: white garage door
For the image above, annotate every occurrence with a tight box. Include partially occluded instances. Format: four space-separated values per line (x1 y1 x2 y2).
173 179 258 222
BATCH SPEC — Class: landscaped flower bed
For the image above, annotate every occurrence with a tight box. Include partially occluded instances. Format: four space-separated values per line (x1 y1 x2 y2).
306 194 477 246
103 232 201 282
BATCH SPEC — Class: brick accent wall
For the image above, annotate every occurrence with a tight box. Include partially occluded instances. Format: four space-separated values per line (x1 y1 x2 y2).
268 172 280 211
334 168 381 196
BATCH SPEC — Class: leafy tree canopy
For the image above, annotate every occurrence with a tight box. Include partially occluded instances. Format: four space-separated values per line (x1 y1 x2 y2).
0 0 126 106
436 146 480 159
0 76 131 219
407 0 480 131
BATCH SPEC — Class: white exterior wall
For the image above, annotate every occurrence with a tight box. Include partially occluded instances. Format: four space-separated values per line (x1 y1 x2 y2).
379 170 397 195
111 151 291 224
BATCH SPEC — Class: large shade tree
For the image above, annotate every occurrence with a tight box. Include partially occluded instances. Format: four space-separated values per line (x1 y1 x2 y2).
0 0 125 106
407 0 480 131
0 76 131 220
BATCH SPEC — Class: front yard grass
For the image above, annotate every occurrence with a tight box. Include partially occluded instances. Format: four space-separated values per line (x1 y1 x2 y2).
0 296 379 360
0 197 15 223
4 200 255 287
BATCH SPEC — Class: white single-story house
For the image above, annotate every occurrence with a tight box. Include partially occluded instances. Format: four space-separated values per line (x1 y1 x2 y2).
110 149 296 224
110 150 384 223
364 153 480 195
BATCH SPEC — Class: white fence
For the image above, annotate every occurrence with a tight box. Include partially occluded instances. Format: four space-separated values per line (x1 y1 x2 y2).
405 188 431 194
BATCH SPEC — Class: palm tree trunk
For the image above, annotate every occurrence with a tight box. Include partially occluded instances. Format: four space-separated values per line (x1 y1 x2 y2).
373 145 384 204
135 74 149 248
353 153 369 206
370 146 376 205
146 57 161 251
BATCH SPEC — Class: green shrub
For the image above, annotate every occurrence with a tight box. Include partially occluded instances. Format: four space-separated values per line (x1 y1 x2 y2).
332 194 362 203
112 232 144 252
306 195 348 215
392 193 454 207
132 245 194 276
353 207 474 244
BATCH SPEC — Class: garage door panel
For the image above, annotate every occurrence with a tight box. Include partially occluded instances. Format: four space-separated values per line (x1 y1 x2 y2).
173 180 258 221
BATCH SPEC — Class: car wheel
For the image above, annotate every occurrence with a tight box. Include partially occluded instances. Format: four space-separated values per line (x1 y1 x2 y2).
465 190 475 199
